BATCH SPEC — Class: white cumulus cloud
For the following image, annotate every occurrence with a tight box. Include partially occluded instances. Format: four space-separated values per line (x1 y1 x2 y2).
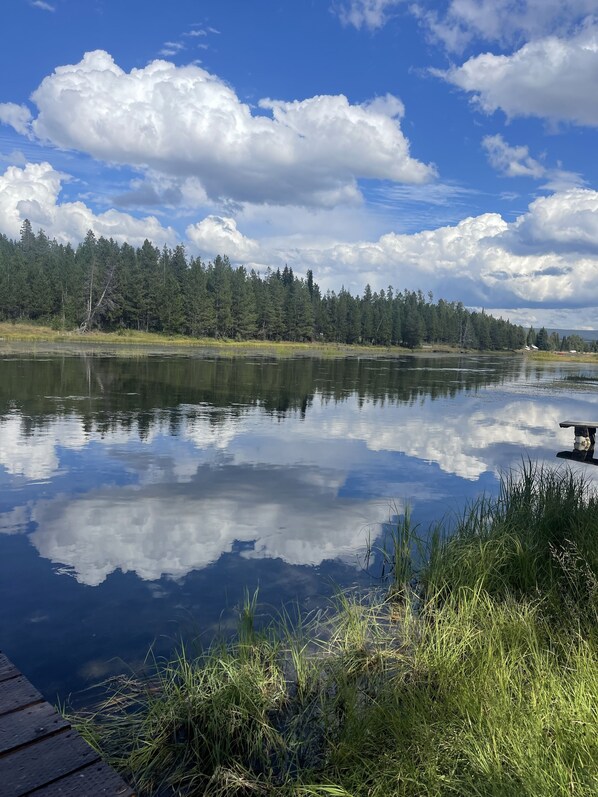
439 24 598 126
0 103 33 136
186 216 260 261
0 161 178 247
482 134 546 178
22 50 434 208
413 0 597 50
507 189 598 254
281 188 598 310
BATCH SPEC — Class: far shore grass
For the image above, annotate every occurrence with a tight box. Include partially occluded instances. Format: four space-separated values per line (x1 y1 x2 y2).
527 349 598 364
73 463 598 796
0 321 426 357
4 320 597 362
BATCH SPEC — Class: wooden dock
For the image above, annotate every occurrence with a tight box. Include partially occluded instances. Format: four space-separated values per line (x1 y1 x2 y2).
0 652 134 796
559 420 598 432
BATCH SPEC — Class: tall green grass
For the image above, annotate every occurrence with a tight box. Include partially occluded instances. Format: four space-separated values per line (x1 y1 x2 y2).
74 464 598 796
422 462 598 627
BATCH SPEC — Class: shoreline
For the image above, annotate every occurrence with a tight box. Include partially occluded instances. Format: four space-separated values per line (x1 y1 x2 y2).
73 464 598 797
0 321 531 359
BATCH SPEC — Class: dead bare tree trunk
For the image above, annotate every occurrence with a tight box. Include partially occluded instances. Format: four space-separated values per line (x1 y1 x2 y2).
79 261 117 333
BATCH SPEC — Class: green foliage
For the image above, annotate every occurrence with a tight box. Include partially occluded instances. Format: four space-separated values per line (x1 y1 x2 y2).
536 326 550 351
422 463 598 625
72 465 598 796
0 222 527 348
561 333 587 353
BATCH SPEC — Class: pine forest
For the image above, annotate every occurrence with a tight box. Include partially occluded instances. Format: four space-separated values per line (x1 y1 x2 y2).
0 221 529 350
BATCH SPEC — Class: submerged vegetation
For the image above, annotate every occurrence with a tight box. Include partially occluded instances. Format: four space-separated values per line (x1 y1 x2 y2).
74 464 598 796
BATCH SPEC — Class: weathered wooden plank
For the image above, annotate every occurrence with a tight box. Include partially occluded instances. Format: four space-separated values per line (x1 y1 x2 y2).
0 729 100 797
0 675 43 717
0 653 133 796
0 653 20 683
0 701 70 754
29 760 135 796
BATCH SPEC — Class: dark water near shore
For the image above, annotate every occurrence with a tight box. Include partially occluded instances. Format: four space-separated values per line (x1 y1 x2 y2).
1 349 597 702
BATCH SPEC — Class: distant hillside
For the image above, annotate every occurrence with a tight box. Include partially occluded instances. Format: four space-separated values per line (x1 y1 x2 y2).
549 329 598 342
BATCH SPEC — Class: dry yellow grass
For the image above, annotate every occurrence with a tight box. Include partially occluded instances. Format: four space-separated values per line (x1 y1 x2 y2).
0 321 411 357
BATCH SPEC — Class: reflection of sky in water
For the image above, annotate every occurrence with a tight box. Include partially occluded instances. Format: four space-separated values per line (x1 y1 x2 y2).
1 354 598 699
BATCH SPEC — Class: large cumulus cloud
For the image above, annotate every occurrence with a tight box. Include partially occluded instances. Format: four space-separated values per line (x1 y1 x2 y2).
2 158 598 317
1 50 434 208
284 188 598 309
507 190 598 254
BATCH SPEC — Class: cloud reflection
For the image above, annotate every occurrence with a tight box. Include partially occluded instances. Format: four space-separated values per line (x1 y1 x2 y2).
30 467 385 585
0 393 579 485
2 364 598 586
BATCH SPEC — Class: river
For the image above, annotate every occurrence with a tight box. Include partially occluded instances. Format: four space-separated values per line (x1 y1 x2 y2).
1 348 597 701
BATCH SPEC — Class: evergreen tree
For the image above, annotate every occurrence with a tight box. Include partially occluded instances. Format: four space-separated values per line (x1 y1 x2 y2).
211 255 233 337
536 327 550 351
0 223 528 351
186 257 216 336
402 305 425 348
361 284 374 343
231 266 257 339
265 271 285 340
161 271 185 333
138 239 161 331
526 326 536 346
347 295 361 344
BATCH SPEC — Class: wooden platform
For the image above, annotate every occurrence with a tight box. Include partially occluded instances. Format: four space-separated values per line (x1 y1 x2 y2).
559 420 598 430
0 652 134 796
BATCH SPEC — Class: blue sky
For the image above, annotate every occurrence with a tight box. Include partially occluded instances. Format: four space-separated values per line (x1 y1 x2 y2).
1 0 598 328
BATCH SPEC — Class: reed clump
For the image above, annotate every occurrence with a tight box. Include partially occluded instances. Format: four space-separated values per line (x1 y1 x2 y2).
74 464 598 796
422 463 598 626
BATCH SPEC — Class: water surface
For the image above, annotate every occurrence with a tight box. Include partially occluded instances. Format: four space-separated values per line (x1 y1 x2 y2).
1 350 597 700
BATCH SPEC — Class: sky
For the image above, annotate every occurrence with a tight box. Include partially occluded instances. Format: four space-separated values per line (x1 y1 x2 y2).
1 0 598 329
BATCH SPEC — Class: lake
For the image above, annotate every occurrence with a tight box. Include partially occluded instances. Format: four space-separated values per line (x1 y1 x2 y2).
1 348 597 703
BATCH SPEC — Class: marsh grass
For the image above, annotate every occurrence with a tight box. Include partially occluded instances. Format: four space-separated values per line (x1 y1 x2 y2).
73 464 598 796
0 321 408 359
528 350 598 363
422 463 598 626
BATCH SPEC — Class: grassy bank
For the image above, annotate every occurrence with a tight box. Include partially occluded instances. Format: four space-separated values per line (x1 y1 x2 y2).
74 464 598 796
528 350 598 364
0 321 407 358
0 320 515 358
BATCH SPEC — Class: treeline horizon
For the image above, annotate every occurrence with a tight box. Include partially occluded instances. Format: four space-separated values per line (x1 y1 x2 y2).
0 220 528 349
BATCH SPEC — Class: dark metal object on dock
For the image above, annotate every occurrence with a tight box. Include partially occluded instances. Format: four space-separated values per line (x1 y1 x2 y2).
559 420 597 451
558 420 598 465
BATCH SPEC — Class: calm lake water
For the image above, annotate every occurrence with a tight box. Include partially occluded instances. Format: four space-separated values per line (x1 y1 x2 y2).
1 348 598 702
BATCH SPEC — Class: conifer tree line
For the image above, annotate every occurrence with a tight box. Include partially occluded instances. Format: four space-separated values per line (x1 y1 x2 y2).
0 221 528 349
525 326 598 354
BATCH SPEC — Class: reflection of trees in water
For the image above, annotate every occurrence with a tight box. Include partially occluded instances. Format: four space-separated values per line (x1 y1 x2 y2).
1 354 523 436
